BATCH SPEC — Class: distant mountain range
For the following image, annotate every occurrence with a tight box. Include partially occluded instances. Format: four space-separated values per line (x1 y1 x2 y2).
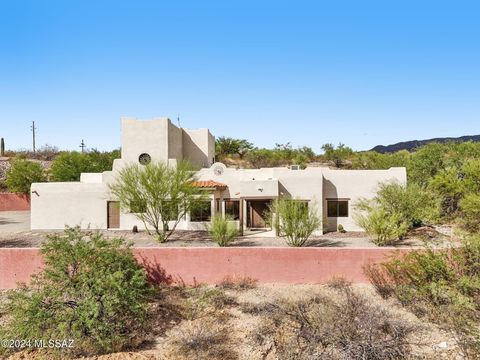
370 135 480 154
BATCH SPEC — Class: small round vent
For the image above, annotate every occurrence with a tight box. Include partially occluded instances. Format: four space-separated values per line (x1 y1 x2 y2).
138 153 151 165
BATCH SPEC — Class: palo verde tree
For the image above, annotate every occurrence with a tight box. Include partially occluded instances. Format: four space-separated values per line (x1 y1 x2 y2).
215 136 253 159
109 161 205 243
321 143 354 168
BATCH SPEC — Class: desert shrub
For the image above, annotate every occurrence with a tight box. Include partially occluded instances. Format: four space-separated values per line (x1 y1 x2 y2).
0 227 153 358
5 158 45 193
459 193 480 233
252 284 417 360
366 237 480 358
181 287 236 320
337 224 346 233
375 182 439 226
207 215 238 246
355 207 409 245
218 275 257 290
271 198 320 247
166 319 237 360
355 182 438 245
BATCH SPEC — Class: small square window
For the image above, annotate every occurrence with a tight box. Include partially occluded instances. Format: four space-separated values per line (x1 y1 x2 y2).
327 200 349 217
190 201 212 222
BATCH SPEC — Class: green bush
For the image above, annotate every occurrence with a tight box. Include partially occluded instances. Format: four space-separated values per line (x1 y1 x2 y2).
207 215 238 246
0 228 153 358
271 198 320 247
5 158 45 193
375 182 439 227
459 193 480 233
337 224 346 233
366 237 480 358
50 150 119 181
355 207 409 246
355 182 438 245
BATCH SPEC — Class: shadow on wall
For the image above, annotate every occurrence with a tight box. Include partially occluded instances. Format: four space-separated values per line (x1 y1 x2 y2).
323 179 338 232
137 255 174 285
182 132 210 169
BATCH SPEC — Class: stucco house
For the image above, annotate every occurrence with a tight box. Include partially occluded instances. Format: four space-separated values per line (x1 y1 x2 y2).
31 117 406 234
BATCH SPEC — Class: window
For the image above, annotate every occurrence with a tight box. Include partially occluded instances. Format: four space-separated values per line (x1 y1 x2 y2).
190 201 211 222
162 201 179 221
130 200 146 213
327 200 349 217
138 153 151 165
224 200 240 220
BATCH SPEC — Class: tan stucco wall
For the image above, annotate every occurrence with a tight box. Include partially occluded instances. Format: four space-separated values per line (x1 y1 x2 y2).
322 167 407 231
31 182 109 230
182 128 215 168
121 117 169 164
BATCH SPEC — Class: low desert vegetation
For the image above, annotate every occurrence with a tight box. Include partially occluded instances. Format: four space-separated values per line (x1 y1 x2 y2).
269 198 321 247
250 281 418 360
5 158 45 193
366 235 480 358
0 227 153 358
355 182 439 245
218 275 258 290
207 214 239 246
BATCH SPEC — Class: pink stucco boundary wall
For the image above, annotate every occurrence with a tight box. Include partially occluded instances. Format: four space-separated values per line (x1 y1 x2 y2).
0 247 412 289
0 193 30 211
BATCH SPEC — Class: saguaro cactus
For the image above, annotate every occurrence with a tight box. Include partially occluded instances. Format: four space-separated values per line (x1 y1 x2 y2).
0 137 4 156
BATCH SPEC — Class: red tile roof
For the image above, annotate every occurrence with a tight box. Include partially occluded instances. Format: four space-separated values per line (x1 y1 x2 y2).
192 180 227 189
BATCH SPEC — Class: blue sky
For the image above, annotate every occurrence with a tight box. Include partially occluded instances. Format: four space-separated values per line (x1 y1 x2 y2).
1 1 479 152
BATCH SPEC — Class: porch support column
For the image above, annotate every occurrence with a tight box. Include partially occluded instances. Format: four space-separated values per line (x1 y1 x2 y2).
239 198 244 236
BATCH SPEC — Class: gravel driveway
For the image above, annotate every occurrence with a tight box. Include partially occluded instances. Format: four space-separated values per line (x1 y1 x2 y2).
0 211 30 233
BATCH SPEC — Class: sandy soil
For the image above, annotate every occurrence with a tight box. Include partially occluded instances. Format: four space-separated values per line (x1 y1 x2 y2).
3 284 462 360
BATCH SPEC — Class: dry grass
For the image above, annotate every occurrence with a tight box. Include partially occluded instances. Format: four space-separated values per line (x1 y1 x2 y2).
218 275 258 291
165 319 238 360
250 283 420 360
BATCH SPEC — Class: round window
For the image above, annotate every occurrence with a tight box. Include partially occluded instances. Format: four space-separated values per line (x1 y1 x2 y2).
138 153 151 165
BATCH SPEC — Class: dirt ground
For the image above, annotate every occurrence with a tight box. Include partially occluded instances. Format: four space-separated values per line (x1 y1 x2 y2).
3 283 461 360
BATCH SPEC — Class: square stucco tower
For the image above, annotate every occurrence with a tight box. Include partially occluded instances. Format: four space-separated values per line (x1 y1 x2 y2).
120 117 215 168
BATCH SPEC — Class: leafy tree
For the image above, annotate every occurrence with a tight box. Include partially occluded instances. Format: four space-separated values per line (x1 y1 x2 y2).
215 137 253 159
270 198 320 247
207 214 238 246
0 228 153 358
321 143 353 167
109 161 205 242
50 150 120 181
5 158 45 193
50 151 91 181
407 143 447 187
375 182 439 226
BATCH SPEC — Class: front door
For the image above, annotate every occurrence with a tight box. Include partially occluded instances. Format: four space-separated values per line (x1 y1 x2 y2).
107 201 120 229
247 200 271 228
